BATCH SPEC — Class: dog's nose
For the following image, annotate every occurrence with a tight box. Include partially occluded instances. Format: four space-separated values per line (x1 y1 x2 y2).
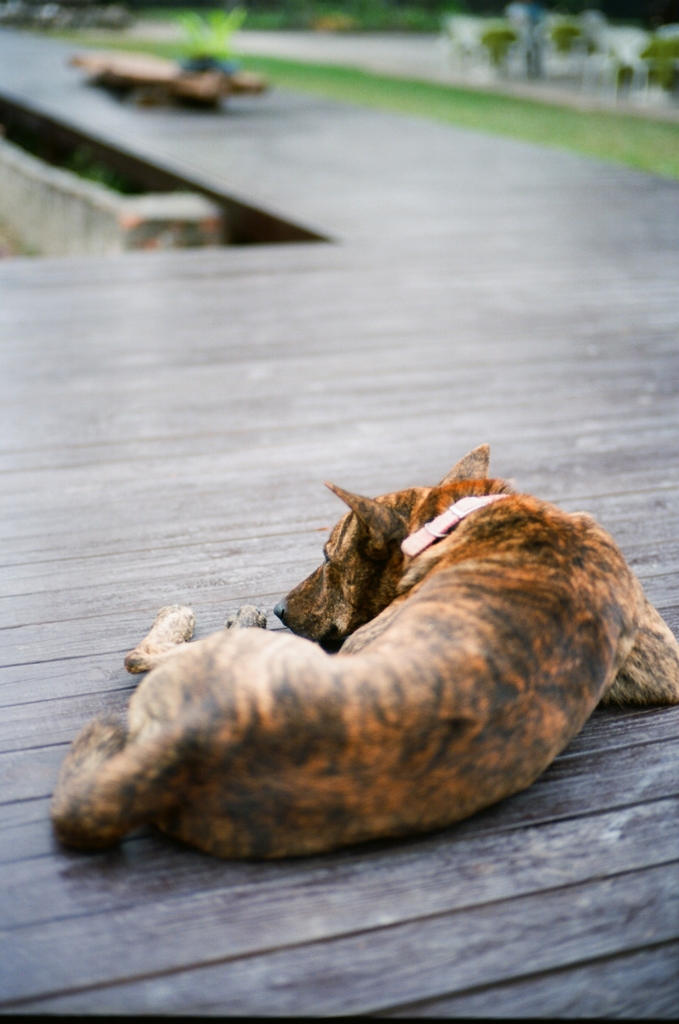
273 600 287 624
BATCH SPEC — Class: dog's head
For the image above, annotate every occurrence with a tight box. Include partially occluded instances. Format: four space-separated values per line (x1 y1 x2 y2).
275 445 496 649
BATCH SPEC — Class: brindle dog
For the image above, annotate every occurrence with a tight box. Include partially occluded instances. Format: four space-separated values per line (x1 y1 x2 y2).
51 446 679 858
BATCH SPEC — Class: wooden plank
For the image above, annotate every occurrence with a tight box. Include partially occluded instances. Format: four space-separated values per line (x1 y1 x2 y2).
9 861 679 1013
3 667 679 760
0 688 134 755
5 796 677 940
1 387 678 492
0 797 55 866
1 465 676 553
0 532 324 613
452 734 679 835
3 794 679 985
2 356 677 442
1 350 677 441
3 551 677 656
3 445 679 553
1 408 678 506
379 940 679 1018
0 651 177 712
560 705 679 756
2 337 675 466
1 526 676 670
0 565 318 643
0 35 677 1014
0 591 294 671
3 708 676 865
2 682 678 809
0 239 674 311
0 320 674 385
0 539 676 657
4 491 676 671
1 463 677 581
2 481 678 568
0 265 676 366
0 745 66 804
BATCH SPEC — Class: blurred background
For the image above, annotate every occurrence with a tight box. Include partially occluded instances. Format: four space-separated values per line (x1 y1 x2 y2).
1 0 677 253
1 0 672 31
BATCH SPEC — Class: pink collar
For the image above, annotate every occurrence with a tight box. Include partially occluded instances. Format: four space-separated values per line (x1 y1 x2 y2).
401 494 508 558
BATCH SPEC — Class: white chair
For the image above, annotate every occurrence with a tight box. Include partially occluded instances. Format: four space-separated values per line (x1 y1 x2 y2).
440 16 488 78
582 26 650 98
656 23 679 38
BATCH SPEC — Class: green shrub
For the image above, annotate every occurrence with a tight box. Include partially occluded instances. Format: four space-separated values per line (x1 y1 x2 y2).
550 20 582 54
480 22 518 67
139 2 466 33
65 147 142 193
641 36 679 91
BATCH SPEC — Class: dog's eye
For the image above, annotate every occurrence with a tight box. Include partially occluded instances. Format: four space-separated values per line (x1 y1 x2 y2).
323 549 331 564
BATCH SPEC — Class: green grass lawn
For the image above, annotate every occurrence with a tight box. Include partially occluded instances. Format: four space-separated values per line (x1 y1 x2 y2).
62 34 679 180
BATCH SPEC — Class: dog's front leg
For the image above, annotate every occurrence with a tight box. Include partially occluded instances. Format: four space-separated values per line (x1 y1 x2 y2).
124 604 267 675
225 604 267 630
124 605 195 674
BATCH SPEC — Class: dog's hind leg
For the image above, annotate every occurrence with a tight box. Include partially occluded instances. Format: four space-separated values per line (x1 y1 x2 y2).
50 713 188 849
124 605 195 674
603 597 679 706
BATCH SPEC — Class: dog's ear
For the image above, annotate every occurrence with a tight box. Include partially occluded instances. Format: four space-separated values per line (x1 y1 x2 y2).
439 444 490 485
325 482 403 557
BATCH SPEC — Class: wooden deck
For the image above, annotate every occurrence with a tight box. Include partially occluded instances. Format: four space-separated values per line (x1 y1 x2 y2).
1 29 679 1016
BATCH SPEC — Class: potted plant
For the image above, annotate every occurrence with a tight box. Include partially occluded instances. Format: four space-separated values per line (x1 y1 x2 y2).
178 7 247 75
641 34 679 93
480 20 519 69
550 18 582 55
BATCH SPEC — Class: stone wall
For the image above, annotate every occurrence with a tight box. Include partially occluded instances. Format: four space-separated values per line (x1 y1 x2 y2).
0 135 223 256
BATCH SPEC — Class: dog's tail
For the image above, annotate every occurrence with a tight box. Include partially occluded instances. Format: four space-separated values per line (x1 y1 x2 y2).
50 714 191 849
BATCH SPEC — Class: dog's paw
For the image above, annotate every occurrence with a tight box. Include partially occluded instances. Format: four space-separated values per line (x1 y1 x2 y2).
226 605 268 630
124 605 195 673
